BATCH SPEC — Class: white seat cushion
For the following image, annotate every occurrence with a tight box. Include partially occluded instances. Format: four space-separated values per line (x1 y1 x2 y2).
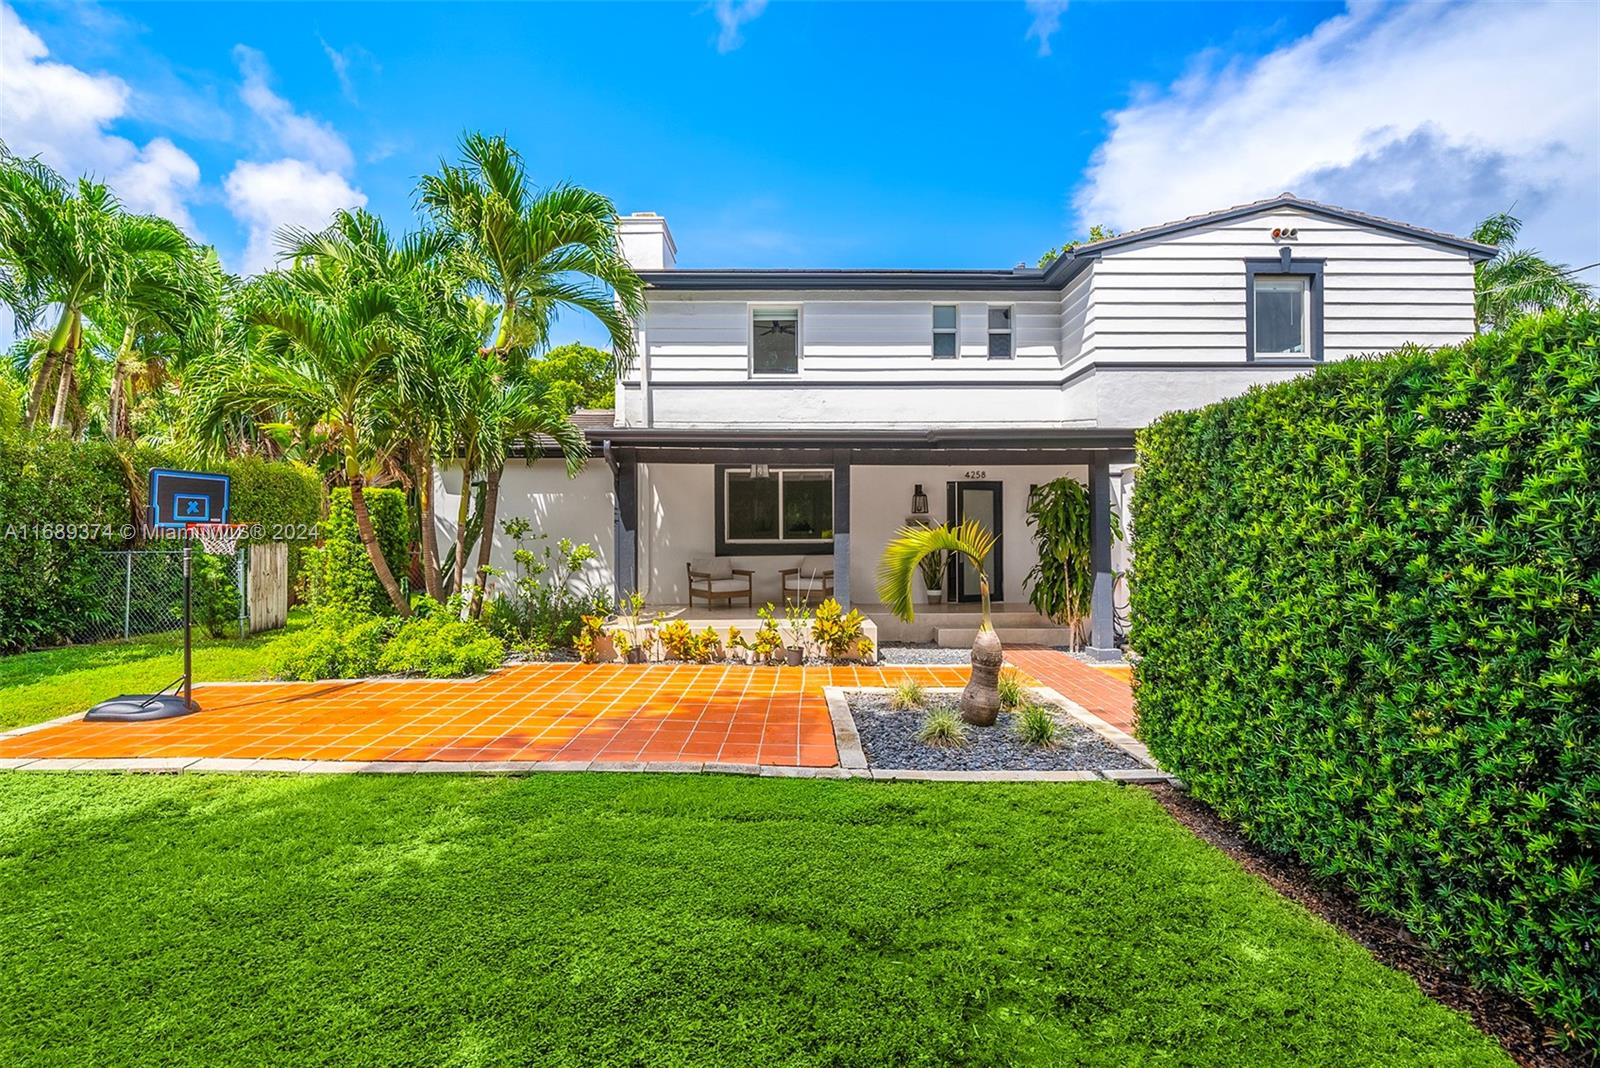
693 577 748 593
784 573 829 593
690 554 734 578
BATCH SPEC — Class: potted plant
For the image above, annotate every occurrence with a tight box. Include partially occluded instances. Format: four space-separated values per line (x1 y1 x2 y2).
918 549 946 605
781 599 811 666
726 625 752 664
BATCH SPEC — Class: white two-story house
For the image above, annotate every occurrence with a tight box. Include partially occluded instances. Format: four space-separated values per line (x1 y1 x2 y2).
437 194 1490 654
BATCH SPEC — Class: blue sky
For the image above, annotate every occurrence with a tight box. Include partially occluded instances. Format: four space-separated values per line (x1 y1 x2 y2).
5 1 1597 349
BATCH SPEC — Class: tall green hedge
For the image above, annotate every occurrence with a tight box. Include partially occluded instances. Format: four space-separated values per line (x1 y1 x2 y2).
0 436 131 651
1130 310 1598 1046
312 487 410 616
0 432 323 652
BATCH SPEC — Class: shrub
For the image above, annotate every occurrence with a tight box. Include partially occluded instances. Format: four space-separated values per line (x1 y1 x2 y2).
192 551 242 639
275 613 399 680
481 520 608 652
656 619 694 661
275 600 503 680
917 708 968 747
1130 310 1599 1047
312 487 409 616
890 680 925 711
0 432 129 651
0 432 320 651
752 605 783 663
1014 704 1060 748
811 598 873 660
376 608 504 678
997 669 1026 711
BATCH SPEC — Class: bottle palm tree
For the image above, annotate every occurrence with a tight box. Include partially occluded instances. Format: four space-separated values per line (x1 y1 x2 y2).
0 149 194 430
877 519 1004 725
1472 211 1594 331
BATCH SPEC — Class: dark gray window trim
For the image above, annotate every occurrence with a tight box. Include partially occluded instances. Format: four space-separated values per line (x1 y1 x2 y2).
1245 253 1324 362
713 463 834 557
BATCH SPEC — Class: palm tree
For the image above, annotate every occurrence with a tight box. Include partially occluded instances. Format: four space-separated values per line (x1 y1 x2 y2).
0 149 194 431
417 132 643 365
455 359 587 619
225 209 442 616
1472 211 1594 331
419 132 642 610
877 519 1004 725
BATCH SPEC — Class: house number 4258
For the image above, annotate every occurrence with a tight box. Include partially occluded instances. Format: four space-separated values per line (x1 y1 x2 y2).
963 470 987 479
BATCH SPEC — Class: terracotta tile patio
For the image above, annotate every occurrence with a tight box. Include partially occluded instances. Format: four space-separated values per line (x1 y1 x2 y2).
1005 648 1138 734
0 651 1135 769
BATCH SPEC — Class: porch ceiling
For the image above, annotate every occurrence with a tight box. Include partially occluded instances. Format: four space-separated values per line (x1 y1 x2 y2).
594 425 1135 465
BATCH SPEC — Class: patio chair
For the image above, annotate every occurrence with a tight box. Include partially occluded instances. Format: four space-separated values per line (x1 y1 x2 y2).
687 556 754 609
780 557 834 605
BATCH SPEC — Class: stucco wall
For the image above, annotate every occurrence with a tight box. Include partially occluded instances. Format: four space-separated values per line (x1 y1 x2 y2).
434 460 615 602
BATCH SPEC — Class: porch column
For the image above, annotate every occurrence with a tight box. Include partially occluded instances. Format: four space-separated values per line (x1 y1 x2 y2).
612 452 638 603
1086 456 1118 660
833 453 851 608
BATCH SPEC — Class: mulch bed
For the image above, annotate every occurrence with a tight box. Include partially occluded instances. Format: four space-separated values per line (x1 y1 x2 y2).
1143 783 1592 1068
848 690 1148 772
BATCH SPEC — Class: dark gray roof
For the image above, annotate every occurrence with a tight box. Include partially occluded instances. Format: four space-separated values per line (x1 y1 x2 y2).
641 193 1496 293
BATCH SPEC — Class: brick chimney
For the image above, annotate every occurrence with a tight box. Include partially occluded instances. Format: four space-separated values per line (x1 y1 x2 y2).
617 212 676 271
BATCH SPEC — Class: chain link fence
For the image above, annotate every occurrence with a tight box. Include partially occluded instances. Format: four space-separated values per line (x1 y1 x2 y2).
72 547 249 644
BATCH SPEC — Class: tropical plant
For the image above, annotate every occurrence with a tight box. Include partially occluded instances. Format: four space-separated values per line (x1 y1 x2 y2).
889 680 925 711
810 597 872 660
997 669 1026 712
877 518 1003 725
528 342 617 412
420 134 643 612
916 549 946 593
0 149 201 433
1038 224 1117 268
917 708 968 747
1015 703 1060 748
752 605 783 663
780 600 812 652
480 518 608 652
1471 210 1593 331
1023 476 1121 646
218 209 439 615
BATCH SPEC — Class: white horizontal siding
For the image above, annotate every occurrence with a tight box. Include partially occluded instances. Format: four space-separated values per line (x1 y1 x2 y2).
1087 208 1476 363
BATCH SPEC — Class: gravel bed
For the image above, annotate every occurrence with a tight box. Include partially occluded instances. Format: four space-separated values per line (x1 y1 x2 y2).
502 649 582 665
848 690 1148 772
876 643 972 665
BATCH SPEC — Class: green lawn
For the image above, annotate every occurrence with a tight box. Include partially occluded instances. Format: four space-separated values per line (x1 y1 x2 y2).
0 774 1507 1066
0 609 308 730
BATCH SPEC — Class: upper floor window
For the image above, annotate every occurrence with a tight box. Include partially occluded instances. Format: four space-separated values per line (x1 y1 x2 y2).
987 306 1013 358
1253 277 1308 354
752 306 800 375
1245 257 1324 361
932 305 958 358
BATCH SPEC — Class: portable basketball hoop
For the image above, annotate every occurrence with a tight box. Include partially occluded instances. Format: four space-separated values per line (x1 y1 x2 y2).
187 522 248 558
85 473 237 723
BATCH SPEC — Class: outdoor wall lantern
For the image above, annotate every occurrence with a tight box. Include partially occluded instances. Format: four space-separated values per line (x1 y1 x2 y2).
912 484 929 514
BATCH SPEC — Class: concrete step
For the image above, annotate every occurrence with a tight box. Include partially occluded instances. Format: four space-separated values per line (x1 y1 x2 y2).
934 626 1070 649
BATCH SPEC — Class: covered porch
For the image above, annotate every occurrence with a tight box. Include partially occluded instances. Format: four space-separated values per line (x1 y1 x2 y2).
603 427 1135 657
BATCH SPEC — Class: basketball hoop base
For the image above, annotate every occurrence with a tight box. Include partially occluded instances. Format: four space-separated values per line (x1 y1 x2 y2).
85 693 200 722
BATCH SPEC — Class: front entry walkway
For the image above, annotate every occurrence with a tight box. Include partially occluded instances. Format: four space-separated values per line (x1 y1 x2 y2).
0 652 1135 772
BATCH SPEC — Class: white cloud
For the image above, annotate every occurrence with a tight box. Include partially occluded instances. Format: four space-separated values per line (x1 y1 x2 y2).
224 159 366 273
234 44 354 173
0 2 202 231
710 0 766 53
1075 1 1600 268
1025 1 1068 57
319 38 375 105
